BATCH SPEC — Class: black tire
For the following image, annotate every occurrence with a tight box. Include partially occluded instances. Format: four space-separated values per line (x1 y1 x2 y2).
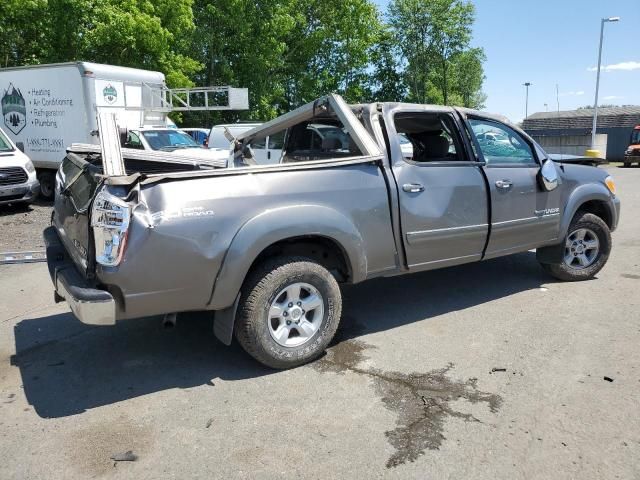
234 256 342 369
623 162 631 168
37 171 55 200
540 211 611 281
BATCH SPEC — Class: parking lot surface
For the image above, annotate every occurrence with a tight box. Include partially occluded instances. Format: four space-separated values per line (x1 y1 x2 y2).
0 167 638 479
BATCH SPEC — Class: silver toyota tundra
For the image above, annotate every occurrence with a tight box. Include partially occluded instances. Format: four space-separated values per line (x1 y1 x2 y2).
44 94 621 368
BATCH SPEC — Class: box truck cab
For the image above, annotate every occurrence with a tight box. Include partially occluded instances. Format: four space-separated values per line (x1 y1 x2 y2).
0 62 171 198
0 125 39 205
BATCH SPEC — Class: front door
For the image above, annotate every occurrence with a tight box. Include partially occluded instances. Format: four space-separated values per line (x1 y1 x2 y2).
466 117 561 258
385 106 489 270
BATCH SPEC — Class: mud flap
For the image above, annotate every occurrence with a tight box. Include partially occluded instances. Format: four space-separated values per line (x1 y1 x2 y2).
213 293 240 345
536 242 564 264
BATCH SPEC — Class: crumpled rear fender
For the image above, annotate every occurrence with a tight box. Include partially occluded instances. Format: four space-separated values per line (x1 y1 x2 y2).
208 204 367 310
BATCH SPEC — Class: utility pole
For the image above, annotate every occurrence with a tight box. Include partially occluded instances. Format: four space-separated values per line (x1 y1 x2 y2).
591 16 620 149
523 82 532 119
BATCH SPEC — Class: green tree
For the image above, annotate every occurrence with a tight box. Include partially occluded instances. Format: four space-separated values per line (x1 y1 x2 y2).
428 0 474 105
368 26 406 102
0 0 47 67
78 0 200 87
452 48 486 108
387 0 485 107
0 0 200 87
190 0 380 123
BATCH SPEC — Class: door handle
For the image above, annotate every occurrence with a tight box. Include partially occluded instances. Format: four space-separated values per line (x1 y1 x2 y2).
403 183 425 193
495 179 513 189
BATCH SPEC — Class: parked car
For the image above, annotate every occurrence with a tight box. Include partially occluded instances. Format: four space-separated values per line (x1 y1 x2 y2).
123 127 228 163
181 128 210 147
45 94 620 369
0 126 39 205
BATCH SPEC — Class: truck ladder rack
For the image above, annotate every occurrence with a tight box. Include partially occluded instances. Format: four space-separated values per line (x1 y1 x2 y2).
142 84 249 112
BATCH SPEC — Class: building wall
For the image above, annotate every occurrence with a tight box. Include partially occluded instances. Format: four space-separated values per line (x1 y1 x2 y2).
531 134 607 158
525 127 631 161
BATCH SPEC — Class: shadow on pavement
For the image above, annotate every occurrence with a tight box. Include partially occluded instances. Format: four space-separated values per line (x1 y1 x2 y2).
13 251 553 418
0 197 52 216
337 251 555 342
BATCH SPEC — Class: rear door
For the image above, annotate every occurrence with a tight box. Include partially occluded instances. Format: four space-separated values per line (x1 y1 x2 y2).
466 116 561 258
384 105 489 270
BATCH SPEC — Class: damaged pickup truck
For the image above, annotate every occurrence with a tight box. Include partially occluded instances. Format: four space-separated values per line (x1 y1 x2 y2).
45 94 620 368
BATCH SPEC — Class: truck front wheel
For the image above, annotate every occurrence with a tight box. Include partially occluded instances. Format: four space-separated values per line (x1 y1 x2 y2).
37 171 55 200
235 256 342 369
540 212 611 281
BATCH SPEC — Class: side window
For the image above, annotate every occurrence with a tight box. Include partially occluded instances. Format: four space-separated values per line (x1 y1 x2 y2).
268 130 285 150
393 113 464 162
281 120 362 163
251 136 266 150
124 131 144 150
469 119 535 165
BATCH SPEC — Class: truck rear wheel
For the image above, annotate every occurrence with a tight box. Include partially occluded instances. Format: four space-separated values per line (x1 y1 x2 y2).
235 256 342 369
540 212 611 281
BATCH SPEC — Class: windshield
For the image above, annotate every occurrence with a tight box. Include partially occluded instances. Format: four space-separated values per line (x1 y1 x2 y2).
632 129 640 145
0 129 14 152
141 130 201 151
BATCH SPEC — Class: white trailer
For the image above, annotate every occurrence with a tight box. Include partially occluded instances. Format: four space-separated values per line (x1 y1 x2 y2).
0 62 248 198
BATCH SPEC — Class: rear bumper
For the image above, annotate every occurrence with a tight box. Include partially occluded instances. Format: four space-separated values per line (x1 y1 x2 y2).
623 155 640 163
44 226 116 326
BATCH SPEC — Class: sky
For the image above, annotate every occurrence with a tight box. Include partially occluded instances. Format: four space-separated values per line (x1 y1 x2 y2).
374 0 639 123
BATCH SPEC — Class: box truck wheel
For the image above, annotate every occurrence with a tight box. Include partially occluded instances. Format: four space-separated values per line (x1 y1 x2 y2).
37 171 55 200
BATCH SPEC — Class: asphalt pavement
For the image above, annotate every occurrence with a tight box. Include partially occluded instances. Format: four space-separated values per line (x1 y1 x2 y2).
0 166 638 479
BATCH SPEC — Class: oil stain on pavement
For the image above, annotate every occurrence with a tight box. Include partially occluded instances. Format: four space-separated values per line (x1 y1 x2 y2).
314 332 502 468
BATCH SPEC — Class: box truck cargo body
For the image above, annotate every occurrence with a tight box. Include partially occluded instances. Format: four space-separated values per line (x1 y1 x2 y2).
0 62 169 197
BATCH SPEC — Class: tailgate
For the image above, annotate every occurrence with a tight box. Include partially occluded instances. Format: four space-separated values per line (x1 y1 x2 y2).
53 153 102 276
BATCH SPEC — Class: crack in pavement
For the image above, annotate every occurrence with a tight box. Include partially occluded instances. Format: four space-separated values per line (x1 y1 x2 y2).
313 338 502 468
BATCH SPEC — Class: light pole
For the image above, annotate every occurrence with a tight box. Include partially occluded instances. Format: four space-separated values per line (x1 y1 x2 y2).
523 82 532 119
591 16 620 149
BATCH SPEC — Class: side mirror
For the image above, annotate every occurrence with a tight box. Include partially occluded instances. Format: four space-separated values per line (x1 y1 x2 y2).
538 159 559 192
15 142 25 153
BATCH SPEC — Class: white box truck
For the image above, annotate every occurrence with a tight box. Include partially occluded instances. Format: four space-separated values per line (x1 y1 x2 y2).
0 62 172 198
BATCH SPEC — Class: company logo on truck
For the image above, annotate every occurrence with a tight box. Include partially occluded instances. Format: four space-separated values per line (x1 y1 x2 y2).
103 84 118 105
1 83 27 135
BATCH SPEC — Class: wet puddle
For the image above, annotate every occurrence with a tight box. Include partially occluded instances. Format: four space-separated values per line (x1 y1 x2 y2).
314 332 502 468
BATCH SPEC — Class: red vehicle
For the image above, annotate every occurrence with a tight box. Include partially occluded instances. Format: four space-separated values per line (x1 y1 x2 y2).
624 124 640 166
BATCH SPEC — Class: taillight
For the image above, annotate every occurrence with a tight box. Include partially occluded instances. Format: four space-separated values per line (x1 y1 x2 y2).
91 190 131 266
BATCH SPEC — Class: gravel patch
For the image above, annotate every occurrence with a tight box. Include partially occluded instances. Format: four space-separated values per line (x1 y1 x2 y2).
0 200 53 252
